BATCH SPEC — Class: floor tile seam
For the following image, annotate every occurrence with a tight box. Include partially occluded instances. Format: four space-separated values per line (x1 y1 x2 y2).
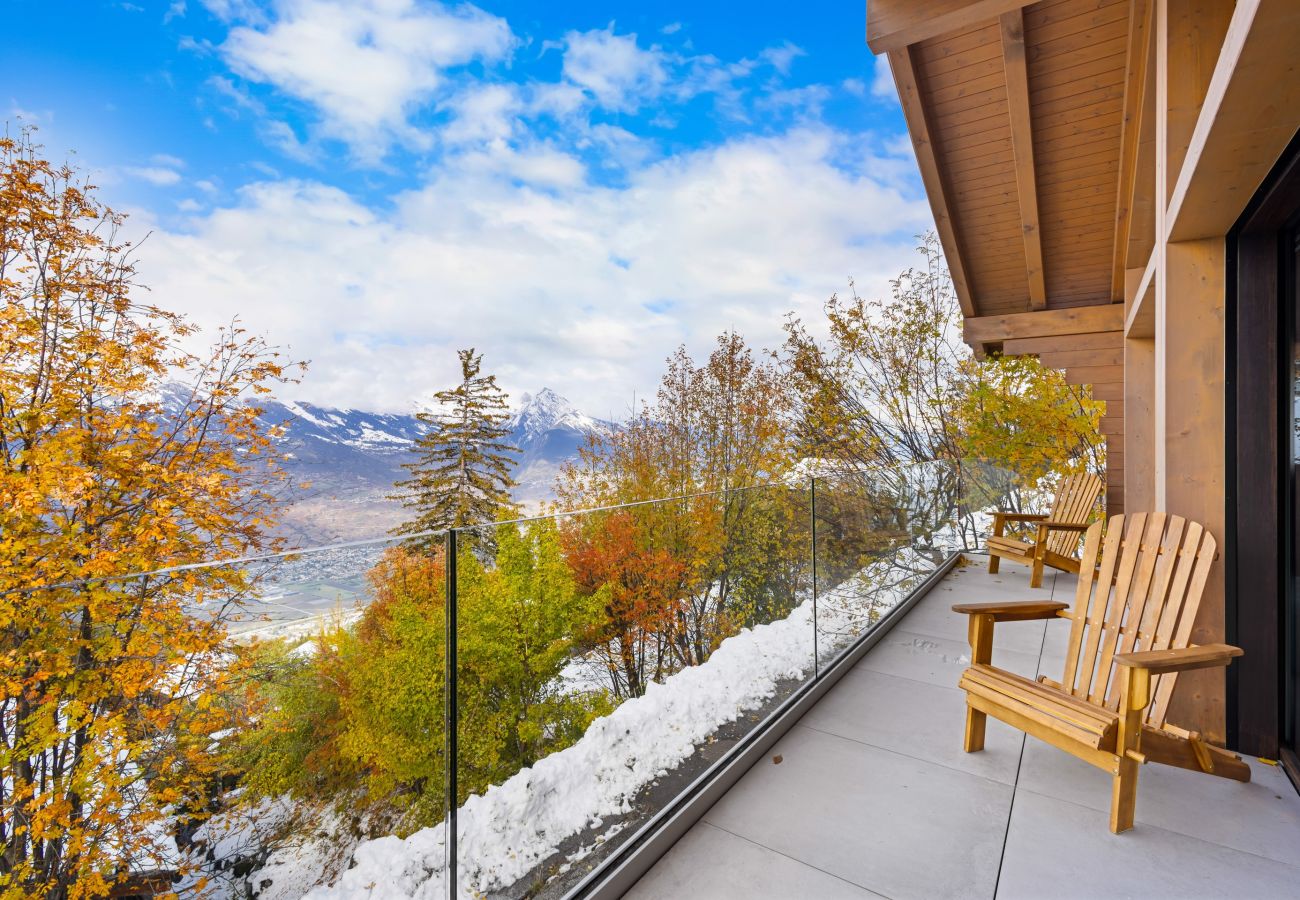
693 820 895 899
993 590 1048 899
883 619 1048 653
876 625 1045 663
790 722 1020 789
1010 784 1300 872
850 658 967 694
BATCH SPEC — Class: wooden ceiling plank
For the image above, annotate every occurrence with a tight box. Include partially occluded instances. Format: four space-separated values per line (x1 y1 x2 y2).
1026 16 1131 62
1028 0 1129 28
1000 8 1046 310
1110 0 1155 302
867 0 1036 54
889 46 977 318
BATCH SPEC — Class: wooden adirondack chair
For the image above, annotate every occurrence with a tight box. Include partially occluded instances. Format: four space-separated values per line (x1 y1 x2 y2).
987 472 1103 588
954 512 1250 833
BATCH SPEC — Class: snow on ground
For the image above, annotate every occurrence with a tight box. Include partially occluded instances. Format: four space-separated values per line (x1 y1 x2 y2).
253 540 953 900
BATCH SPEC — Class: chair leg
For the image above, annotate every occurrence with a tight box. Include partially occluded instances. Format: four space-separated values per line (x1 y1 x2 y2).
963 704 986 753
1029 554 1044 589
987 552 1000 574
1109 757 1139 833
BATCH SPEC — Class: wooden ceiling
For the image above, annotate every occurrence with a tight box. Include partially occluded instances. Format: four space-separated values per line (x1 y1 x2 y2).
870 0 1139 322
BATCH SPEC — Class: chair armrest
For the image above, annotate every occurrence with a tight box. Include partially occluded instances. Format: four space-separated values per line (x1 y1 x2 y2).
993 511 1049 523
1037 520 1092 532
1114 643 1243 675
950 600 1069 621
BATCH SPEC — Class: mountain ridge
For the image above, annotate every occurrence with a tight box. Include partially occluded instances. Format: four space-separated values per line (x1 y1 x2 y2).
242 388 615 545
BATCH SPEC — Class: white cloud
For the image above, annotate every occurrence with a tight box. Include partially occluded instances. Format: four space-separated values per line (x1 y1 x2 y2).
126 165 183 185
871 54 897 100
561 26 668 112
441 83 520 146
759 42 804 76
218 0 515 158
136 128 929 416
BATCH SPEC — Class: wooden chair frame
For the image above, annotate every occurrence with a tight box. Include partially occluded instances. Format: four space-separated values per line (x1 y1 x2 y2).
987 472 1103 588
955 513 1250 833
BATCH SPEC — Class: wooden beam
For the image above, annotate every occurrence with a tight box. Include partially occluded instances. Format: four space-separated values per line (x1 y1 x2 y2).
1093 383 1125 402
1040 348 1124 369
1112 0 1155 301
1166 0 1300 241
866 0 1034 54
1125 252 1157 338
889 47 976 318
999 8 1046 310
964 304 1125 344
1160 238 1228 742
1003 332 1124 355
1100 417 1125 436
1065 365 1125 385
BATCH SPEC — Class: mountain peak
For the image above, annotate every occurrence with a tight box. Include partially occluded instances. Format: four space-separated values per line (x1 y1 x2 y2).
509 388 611 438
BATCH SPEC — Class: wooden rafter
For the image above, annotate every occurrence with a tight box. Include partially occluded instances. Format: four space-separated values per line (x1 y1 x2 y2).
888 47 977 318
999 8 1046 311
1111 0 1155 300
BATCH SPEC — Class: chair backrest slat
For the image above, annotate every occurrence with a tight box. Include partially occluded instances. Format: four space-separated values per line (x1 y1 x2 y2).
1063 517 1126 698
1093 513 1165 706
1078 513 1145 700
1060 520 1104 692
1045 473 1104 558
1102 515 1187 708
1149 528 1216 725
1057 513 1216 728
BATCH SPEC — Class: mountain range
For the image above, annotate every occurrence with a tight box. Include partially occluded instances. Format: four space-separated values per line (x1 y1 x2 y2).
253 388 616 545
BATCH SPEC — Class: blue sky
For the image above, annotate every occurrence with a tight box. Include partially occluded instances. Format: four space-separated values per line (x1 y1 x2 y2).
4 0 931 416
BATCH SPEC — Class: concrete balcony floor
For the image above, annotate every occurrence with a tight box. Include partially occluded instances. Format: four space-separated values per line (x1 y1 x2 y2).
625 560 1300 899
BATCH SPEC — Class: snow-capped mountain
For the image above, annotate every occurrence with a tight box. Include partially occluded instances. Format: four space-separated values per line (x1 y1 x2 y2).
238 388 614 544
505 389 617 506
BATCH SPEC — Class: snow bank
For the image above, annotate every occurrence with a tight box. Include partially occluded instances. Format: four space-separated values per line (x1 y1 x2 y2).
290 542 950 899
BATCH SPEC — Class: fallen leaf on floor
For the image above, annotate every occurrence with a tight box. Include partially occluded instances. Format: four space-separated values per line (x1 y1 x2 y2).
772 755 783 765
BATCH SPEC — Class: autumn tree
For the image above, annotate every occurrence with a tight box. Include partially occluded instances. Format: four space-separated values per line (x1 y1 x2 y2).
0 130 297 897
237 521 606 838
783 232 1105 540
392 348 518 546
558 332 804 672
561 510 688 699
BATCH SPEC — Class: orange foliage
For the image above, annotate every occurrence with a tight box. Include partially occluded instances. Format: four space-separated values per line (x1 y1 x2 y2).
561 511 687 698
0 130 299 896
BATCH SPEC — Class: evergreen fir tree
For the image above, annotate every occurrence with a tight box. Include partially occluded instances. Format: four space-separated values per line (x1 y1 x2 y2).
392 348 519 545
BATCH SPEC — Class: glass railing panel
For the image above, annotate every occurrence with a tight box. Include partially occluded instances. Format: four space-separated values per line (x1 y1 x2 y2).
448 481 816 899
811 461 962 671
